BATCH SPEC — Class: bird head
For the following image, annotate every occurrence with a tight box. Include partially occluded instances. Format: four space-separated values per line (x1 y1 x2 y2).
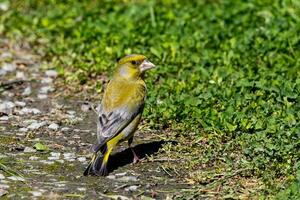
114 54 155 80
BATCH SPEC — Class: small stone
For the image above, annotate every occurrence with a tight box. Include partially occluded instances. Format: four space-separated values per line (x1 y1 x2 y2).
37 94 48 99
22 86 32 96
41 77 53 84
7 176 25 181
77 188 86 192
2 91 14 97
0 174 5 179
24 147 37 153
0 116 9 121
117 176 138 182
67 114 75 119
29 156 39 161
27 121 46 130
45 70 58 78
115 172 127 176
125 185 139 192
0 188 8 197
56 160 64 164
107 175 116 180
0 184 9 189
29 191 43 197
63 152 76 159
81 104 90 112
0 101 15 114
41 160 54 165
0 69 7 76
61 127 70 132
2 63 16 72
50 152 61 157
18 108 41 115
14 101 26 107
67 110 76 115
16 132 25 136
77 157 86 162
48 156 59 160
19 127 28 132
39 86 55 94
48 123 59 131
16 71 26 79
0 52 12 59
23 119 37 125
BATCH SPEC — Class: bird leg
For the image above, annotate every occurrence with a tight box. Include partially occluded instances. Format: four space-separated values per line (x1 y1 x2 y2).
130 147 140 164
128 138 139 164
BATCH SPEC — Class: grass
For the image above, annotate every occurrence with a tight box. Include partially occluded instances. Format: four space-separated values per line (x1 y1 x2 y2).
1 0 300 197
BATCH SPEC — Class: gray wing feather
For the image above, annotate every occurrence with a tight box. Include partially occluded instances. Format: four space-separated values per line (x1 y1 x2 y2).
91 102 144 153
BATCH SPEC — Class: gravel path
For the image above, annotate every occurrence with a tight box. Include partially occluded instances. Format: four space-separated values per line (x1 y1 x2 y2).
0 40 187 199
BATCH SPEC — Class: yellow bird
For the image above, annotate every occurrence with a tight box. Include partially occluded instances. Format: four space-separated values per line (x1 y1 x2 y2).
84 54 155 176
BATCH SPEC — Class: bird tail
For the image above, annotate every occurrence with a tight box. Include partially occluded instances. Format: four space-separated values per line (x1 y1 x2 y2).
83 153 98 176
83 143 109 176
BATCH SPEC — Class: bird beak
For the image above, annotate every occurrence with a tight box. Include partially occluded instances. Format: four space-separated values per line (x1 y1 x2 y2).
140 60 156 72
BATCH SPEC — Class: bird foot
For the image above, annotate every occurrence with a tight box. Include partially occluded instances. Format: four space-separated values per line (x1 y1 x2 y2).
133 154 140 164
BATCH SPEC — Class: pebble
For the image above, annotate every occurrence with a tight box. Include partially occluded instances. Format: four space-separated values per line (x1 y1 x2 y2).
0 116 9 121
77 157 86 162
115 172 127 176
45 70 58 78
2 91 14 97
37 94 48 99
16 71 26 79
81 104 90 112
29 156 39 161
2 63 16 72
0 184 9 189
0 174 5 180
27 121 47 130
0 69 7 76
39 86 55 94
41 77 53 84
29 191 43 197
7 176 25 182
117 176 138 182
24 147 37 153
107 175 116 179
50 152 61 157
14 101 26 107
48 156 59 161
0 188 8 197
0 52 12 59
18 107 41 115
16 132 25 136
61 127 70 132
22 86 32 96
56 160 64 164
0 101 15 114
63 153 76 162
67 110 76 115
125 185 139 192
48 123 59 131
77 187 86 192
40 160 54 165
19 127 28 132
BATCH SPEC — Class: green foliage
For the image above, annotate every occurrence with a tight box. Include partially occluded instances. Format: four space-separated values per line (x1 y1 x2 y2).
1 0 300 196
276 170 300 199
34 142 49 151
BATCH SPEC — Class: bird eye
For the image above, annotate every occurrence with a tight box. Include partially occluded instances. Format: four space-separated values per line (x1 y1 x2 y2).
131 60 139 65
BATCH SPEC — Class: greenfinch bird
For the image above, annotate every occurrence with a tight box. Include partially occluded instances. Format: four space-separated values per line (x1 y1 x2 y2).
84 54 155 176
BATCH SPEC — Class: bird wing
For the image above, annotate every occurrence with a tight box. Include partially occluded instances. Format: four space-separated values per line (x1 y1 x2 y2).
91 79 146 153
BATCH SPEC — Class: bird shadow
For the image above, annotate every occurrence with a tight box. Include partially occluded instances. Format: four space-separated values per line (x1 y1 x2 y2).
92 140 176 175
